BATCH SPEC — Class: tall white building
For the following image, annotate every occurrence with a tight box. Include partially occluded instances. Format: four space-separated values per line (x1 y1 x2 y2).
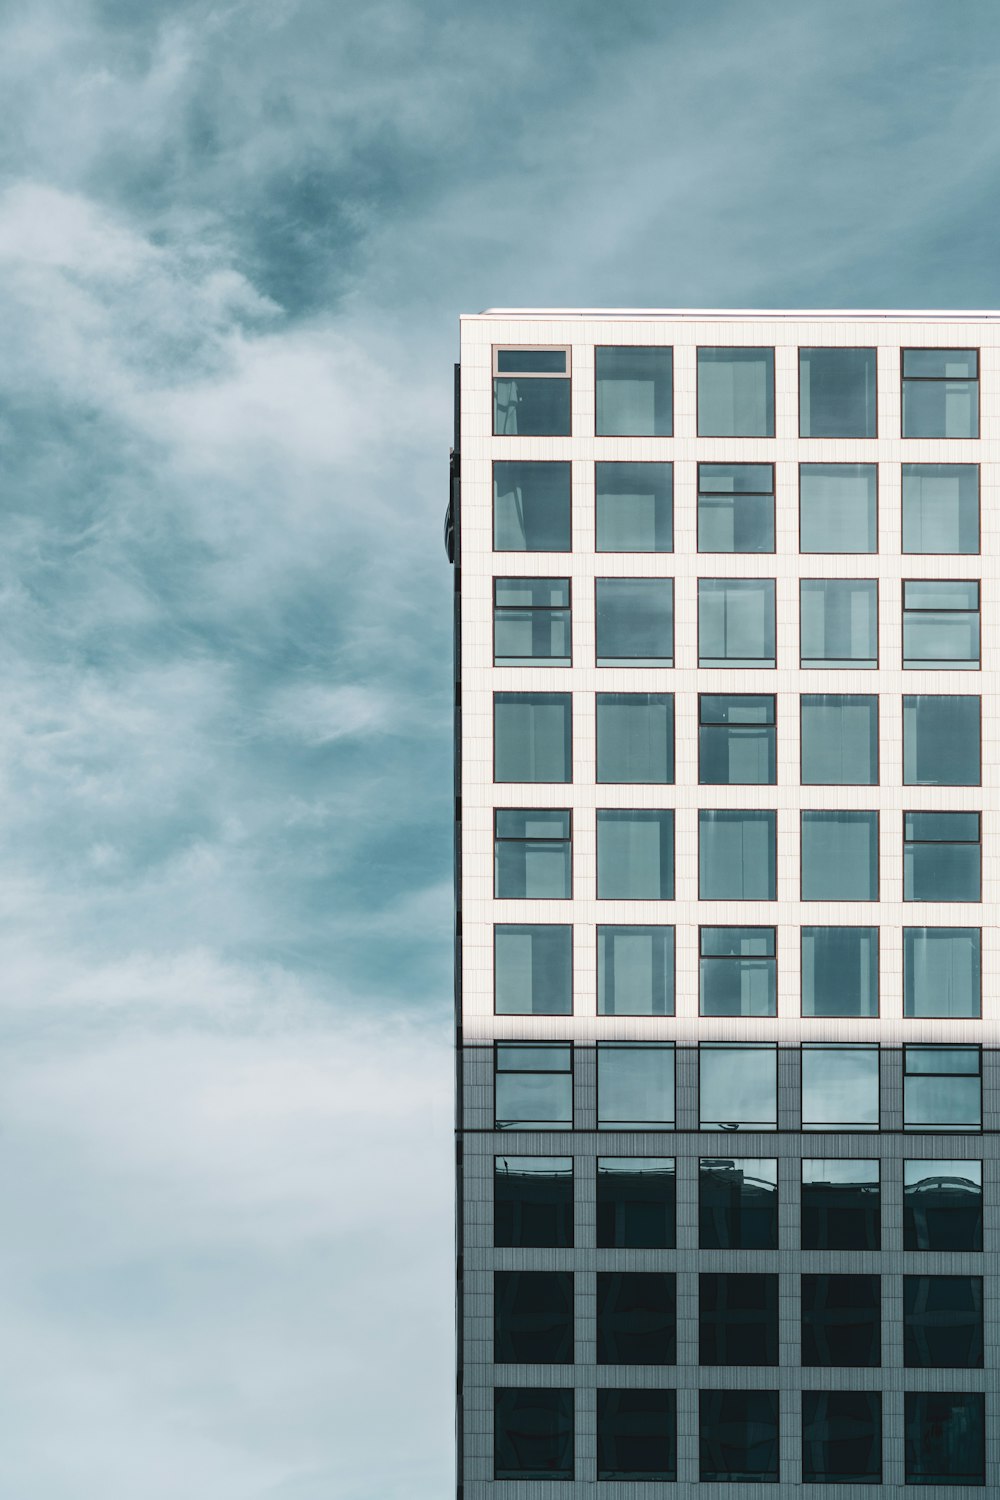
451 311 997 1495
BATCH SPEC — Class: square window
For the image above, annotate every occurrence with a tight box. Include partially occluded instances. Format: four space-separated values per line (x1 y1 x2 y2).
493 460 571 552
494 578 571 665
697 462 774 552
801 811 879 900
800 579 878 667
597 1388 676 1481
597 1043 674 1129
800 694 878 784
801 1160 880 1251
700 1273 778 1365
902 463 979 553
494 812 571 900
596 1157 675 1249
698 578 775 666
802 1391 881 1485
801 928 878 1017
597 809 674 899
799 347 877 437
699 1157 777 1248
494 692 572 783
597 926 675 1016
494 1156 573 1248
697 347 775 437
904 1275 983 1367
801 1273 881 1366
903 580 979 670
493 347 571 435
699 1390 779 1483
799 462 877 553
699 810 776 900
494 1269 573 1364
902 348 979 439
596 693 674 783
699 694 776 784
494 1388 574 1481
904 928 980 1018
904 1160 982 1251
903 1046 981 1132
699 1043 777 1131
494 923 572 1015
903 812 980 902
904 1392 985 1486
595 461 673 551
699 927 776 1017
903 696 980 785
596 1271 676 1364
595 346 673 435
495 1043 573 1130
595 578 673 665
802 1045 879 1131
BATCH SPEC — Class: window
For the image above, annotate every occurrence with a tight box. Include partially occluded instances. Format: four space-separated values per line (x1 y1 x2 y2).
697 462 774 552
800 579 878 667
494 924 572 1015
493 460 571 552
902 347 979 439
597 1157 676 1249
902 464 979 553
494 692 572 783
903 580 980 669
495 1044 573 1130
597 1389 676 1481
802 1392 881 1485
494 1270 573 1364
904 1046 981 1132
904 928 981 1018
595 461 673 551
699 927 776 1017
596 810 674 899
699 1044 777 1131
698 578 775 666
700 1390 779 1483
595 346 673 435
904 812 980 902
904 1160 983 1251
597 926 675 1015
699 694 776 784
800 347 877 437
595 578 673 665
596 1272 676 1364
493 578 571 665
494 1157 573 1248
494 812 571 899
597 1044 674 1129
699 1158 778 1249
801 1274 881 1367
904 695 980 786
495 1388 574 1482
801 1160 880 1251
800 695 878 784
904 1275 983 1367
801 811 879 900
799 463 877 553
493 346 571 436
697 347 775 437
699 810 776 900
700 1273 778 1365
802 1045 879 1131
596 692 674 783
801 928 878 1017
904 1392 985 1487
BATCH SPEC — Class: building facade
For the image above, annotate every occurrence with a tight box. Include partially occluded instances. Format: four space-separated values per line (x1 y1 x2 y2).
451 311 998 1496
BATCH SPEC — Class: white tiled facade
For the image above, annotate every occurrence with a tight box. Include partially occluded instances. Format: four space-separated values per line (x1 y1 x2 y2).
453 311 1000 1496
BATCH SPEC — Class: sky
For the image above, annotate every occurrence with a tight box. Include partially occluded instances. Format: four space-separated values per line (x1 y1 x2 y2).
2 1 1000 1496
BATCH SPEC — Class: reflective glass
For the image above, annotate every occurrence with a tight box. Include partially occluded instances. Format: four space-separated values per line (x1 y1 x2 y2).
799 463 877 553
595 461 673 551
904 813 980 902
800 347 877 437
800 694 878 784
494 1270 573 1364
598 926 675 1016
801 1274 881 1367
494 693 572 783
904 1046 981 1132
697 463 774 552
699 1390 779 1483
903 464 979 553
699 810 776 899
494 577 571 665
597 1389 676 1481
904 696 980 785
904 1160 983 1251
494 461 571 552
903 580 979 669
699 1158 778 1249
595 578 673 664
699 694 776 784
497 349 568 373
904 928 980 1018
698 578 775 666
904 1392 985 1487
699 1044 777 1130
800 579 877 666
902 349 979 439
495 924 572 1014
596 346 673 436
495 1387 574 1481
596 693 674 783
494 376 571 435
802 1391 881 1485
596 1272 676 1364
700 1273 778 1365
802 1046 879 1131
495 1044 573 1131
494 813 571 900
697 347 775 437
596 809 674 899
904 1275 983 1367
597 1157 676 1249
700 926 776 1016
494 1157 573 1248
801 927 878 1016
801 1160 880 1251
597 1044 674 1129
801 811 879 900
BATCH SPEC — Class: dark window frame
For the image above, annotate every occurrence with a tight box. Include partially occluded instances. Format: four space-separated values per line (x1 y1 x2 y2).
903 926 982 1020
594 459 674 554
596 924 676 1017
696 345 776 439
801 1043 881 1132
698 924 778 1018
799 693 880 786
697 575 777 668
492 458 573 554
798 346 879 439
595 691 675 786
492 344 573 438
594 345 674 438
798 461 879 555
800 925 880 1018
900 346 980 441
594 575 675 667
596 807 676 901
494 1042 574 1132
492 690 573 786
698 692 777 786
493 809 573 901
902 693 982 788
493 576 572 667
902 811 982 905
696 461 776 555
799 576 880 669
698 807 778 902
903 1044 982 1134
493 922 574 1017
800 808 880 903
902 578 981 672
901 461 981 557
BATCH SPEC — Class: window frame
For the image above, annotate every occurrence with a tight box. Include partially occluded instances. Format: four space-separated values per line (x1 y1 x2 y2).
698 924 778 1018
900 346 980 440
902 693 982 787
492 690 573 786
798 461 879 555
698 692 777 786
596 1041 676 1130
596 807 676 901
904 1391 985 1487
494 1042 574 1131
494 922 574 1016
801 1043 881 1132
594 459 674 554
492 458 572 554
696 461 776 554
798 345 879 439
902 811 982 905
901 462 981 557
903 1044 982 1134
595 691 675 785
594 575 675 667
493 810 573 901
698 808 778 902
903 926 982 1020
594 344 674 438
902 578 981 672
493 345 573 438
799 577 879 669
696 345 776 438
800 925 880 1018
799 693 879 786
493 1154 575 1249
800 809 880 903
597 924 676 1017
493 576 572 667
697 576 777 668
697 1041 778 1132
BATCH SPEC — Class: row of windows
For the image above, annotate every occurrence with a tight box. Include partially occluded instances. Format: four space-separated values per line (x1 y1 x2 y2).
493 1386 986 1485
493 1043 983 1133
495 924 980 1018
494 459 982 554
493 344 980 440
495 1153 981 1251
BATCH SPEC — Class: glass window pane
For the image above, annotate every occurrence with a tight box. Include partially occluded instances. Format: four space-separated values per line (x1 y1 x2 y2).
800 348 877 438
595 461 673 551
802 1046 879 1131
597 1388 676 1481
495 1044 572 1131
700 926 776 1017
697 463 774 552
494 1156 573 1248
700 1273 778 1365
495 1270 573 1364
903 464 979 553
497 349 568 374
801 811 879 901
596 1271 676 1364
699 810 776 899
699 1390 779 1483
494 813 571 900
903 349 978 379
902 349 979 439
904 815 981 903
802 928 878 1017
699 1044 777 1130
904 1047 981 1132
597 810 674 899
905 1392 985 1486
905 579 979 610
598 1044 674 1129
596 693 674 783
904 1160 982 1251
699 694 776 784
595 347 673 436
596 578 673 664
699 1158 777 1248
495 925 572 1015
494 693 572 783
802 1275 881 1367
904 695 980 785
802 1391 881 1485
800 695 878 785
494 376 571 436
495 1387 574 1481
801 1160 880 1251
494 461 571 552
697 348 775 437
598 926 675 1015
904 928 980 1018
699 578 775 666
799 463 877 553
904 1275 983 1367
597 1157 675 1249
800 579 878 666
494 577 571 665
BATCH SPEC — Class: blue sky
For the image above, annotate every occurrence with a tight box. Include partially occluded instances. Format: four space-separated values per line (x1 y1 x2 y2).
2 2 1000 1496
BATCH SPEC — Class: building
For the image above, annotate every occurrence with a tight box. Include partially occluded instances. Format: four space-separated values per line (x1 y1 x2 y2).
450 310 997 1495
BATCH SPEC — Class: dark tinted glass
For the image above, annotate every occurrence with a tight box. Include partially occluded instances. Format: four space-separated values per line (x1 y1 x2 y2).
802 1391 881 1484
801 927 878 1017
800 695 878 784
597 1389 677 1480
494 375 570 435
699 694 776 784
904 1275 983 1367
699 1273 778 1365
597 926 675 1016
495 1387 574 1481
904 1160 982 1251
494 1270 573 1364
801 1160 880 1251
699 1158 777 1248
596 1272 676 1365
800 347 877 437
495 924 572 1015
595 461 673 551
596 1157 675 1249
494 461 571 552
801 1274 880 1366
596 693 674 783
494 693 572 783
494 1157 573 1248
497 349 568 373
596 346 673 436
904 1392 985 1486
904 695 980 785
700 1389 779 1482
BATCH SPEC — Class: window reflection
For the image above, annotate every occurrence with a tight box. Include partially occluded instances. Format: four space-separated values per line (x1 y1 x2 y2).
597 1043 674 1129
801 1159 880 1251
802 1046 879 1131
802 1391 881 1484
595 578 673 665
494 923 572 1015
904 1160 982 1251
904 1392 984 1486
700 1272 778 1365
493 460 571 552
494 692 572 783
800 694 878 784
801 928 878 1017
597 1272 676 1365
699 1044 777 1131
597 1389 676 1481
699 694 776 785
800 347 877 438
597 1157 675 1249
697 462 774 552
494 1270 574 1364
800 579 878 667
494 1156 573 1248
904 695 980 785
494 1387 574 1481
595 461 673 552
596 346 673 436
904 1275 983 1368
699 578 776 666
699 1157 777 1249
700 1390 779 1483
697 347 775 437
596 692 674 783
801 1273 881 1366
799 463 877 553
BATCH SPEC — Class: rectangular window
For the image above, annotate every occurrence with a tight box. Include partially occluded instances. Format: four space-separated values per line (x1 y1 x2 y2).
597 1157 676 1249
493 577 570 665
493 460 571 552
800 579 878 667
699 810 776 900
903 580 980 669
495 1044 573 1130
903 812 980 902
699 927 776 1017
801 927 878 1017
699 1043 777 1131
597 1389 676 1481
700 1273 778 1365
801 1160 880 1251
494 924 572 1015
799 462 877 553
596 809 674 899
698 578 775 666
699 1157 778 1249
494 1156 573 1248
697 462 774 552
904 695 980 785
904 1392 985 1487
904 928 981 1018
495 1388 574 1482
697 347 775 437
494 811 571 900
902 347 979 439
493 346 571 436
904 1275 983 1368
597 1043 675 1129
595 577 673 665
902 463 979 553
700 1390 779 1483
801 810 879 900
699 694 776 784
904 1046 981 1132
596 692 674 783
800 694 878 784
596 1272 676 1364
597 926 675 1016
800 347 877 437
595 461 673 551
802 1391 881 1485
904 1160 982 1251
494 1270 573 1364
494 692 572 783
595 346 673 436
801 1273 881 1367
802 1045 879 1131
